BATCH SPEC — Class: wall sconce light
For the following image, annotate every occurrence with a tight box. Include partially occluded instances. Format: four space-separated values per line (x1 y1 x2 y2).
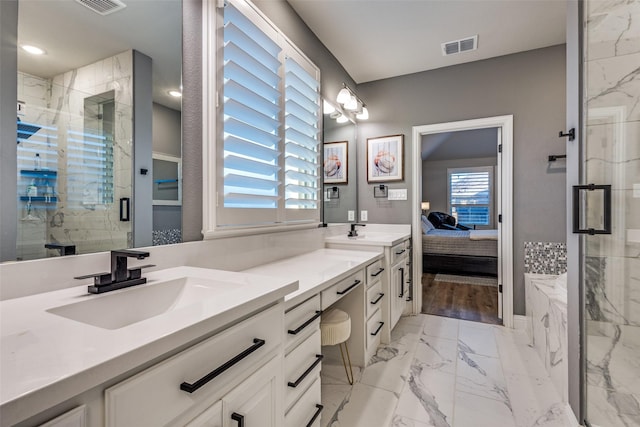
336 83 369 120
421 201 430 213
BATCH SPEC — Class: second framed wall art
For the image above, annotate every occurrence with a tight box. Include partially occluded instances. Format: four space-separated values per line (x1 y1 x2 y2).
367 134 404 182
323 141 348 184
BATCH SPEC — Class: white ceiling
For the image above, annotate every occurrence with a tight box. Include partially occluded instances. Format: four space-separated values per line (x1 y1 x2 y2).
17 0 182 110
287 0 567 83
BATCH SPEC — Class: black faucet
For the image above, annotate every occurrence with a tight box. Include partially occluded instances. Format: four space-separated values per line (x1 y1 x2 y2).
348 223 365 237
75 249 154 294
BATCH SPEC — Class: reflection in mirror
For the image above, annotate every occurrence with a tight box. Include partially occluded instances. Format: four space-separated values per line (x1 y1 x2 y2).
323 100 357 223
9 0 182 261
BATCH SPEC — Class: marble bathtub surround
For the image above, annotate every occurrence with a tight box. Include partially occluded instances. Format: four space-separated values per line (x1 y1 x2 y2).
322 314 575 427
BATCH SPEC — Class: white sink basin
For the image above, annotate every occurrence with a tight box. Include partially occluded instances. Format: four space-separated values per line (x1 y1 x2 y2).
47 276 237 330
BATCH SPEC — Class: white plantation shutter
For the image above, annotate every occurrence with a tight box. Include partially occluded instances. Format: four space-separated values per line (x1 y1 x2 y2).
216 0 321 229
284 53 320 218
448 167 493 226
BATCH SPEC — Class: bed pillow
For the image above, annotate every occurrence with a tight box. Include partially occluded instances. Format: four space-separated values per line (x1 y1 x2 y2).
421 216 435 234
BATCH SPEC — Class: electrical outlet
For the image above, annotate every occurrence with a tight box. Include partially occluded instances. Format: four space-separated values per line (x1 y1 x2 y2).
361 210 368 222
348 210 355 221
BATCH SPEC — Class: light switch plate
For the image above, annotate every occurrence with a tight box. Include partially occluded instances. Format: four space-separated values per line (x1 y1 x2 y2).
348 210 355 221
361 210 368 222
387 189 408 200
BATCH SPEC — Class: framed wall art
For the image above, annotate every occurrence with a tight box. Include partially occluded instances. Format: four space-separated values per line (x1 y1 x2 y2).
367 134 404 182
323 141 348 184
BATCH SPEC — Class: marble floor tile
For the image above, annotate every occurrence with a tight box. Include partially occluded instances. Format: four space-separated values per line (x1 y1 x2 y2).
453 391 516 427
361 333 416 394
390 415 434 427
394 366 455 427
413 335 458 375
504 371 567 427
321 383 352 427
422 315 459 340
328 382 398 427
458 320 499 358
320 360 362 386
456 350 510 408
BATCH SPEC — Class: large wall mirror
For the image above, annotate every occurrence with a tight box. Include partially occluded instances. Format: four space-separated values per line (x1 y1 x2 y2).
323 100 357 224
3 0 182 261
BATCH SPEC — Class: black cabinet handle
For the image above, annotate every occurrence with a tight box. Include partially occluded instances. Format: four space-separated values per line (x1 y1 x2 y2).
119 197 130 221
337 279 361 295
288 354 323 388
370 267 385 277
288 310 322 335
306 404 324 427
395 249 406 255
231 412 244 427
371 321 384 336
180 338 265 393
399 267 404 298
370 292 384 305
572 184 612 235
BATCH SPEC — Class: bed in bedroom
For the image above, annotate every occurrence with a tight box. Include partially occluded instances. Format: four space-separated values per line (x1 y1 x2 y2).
422 226 498 276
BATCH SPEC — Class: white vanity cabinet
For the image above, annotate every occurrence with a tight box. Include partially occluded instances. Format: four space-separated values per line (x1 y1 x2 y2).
105 304 284 427
365 259 385 360
37 406 86 427
390 240 410 329
283 295 323 427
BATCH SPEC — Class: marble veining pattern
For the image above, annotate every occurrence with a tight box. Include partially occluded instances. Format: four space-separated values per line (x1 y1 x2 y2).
321 315 575 427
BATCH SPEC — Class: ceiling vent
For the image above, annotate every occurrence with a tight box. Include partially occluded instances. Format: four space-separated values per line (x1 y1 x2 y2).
441 35 478 56
75 0 126 16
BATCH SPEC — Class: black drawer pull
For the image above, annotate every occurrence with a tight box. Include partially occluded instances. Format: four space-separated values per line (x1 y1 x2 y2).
180 338 265 393
371 321 384 336
370 267 385 277
306 404 324 427
370 292 384 305
231 412 244 427
288 354 323 388
399 267 405 298
395 249 406 255
337 279 361 295
288 310 323 335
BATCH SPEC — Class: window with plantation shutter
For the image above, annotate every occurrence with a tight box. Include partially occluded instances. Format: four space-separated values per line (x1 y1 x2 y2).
215 0 321 229
447 166 493 227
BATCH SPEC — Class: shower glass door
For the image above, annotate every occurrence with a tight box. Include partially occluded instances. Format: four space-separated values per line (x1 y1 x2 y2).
582 1 640 426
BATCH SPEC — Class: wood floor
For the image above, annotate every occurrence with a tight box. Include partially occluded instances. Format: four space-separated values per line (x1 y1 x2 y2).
421 273 501 325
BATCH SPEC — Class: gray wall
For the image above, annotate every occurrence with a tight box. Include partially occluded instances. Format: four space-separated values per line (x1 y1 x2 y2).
422 157 497 228
323 121 357 223
357 45 567 315
153 205 182 230
0 0 18 262
153 103 181 157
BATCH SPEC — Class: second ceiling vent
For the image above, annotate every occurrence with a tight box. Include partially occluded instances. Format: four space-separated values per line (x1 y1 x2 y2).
441 35 478 56
75 0 126 15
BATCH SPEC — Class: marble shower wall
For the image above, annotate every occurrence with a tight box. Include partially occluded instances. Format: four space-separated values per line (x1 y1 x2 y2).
583 1 640 426
16 51 134 259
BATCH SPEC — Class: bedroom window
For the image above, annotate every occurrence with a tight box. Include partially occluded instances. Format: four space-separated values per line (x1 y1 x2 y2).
447 166 493 226
216 0 321 229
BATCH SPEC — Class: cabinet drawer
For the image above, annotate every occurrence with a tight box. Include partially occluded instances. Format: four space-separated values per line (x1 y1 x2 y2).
285 376 322 427
285 295 321 352
366 308 384 355
321 270 364 310
105 304 282 427
285 330 322 412
391 242 408 264
366 260 384 286
366 280 384 320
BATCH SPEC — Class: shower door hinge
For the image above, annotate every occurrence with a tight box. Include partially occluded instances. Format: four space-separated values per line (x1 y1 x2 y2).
499 284 503 293
498 214 502 223
498 144 502 153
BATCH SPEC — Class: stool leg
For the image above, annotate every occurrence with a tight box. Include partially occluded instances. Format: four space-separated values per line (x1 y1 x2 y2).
339 342 354 385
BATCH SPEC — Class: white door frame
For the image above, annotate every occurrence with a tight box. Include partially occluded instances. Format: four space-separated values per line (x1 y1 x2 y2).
411 115 514 328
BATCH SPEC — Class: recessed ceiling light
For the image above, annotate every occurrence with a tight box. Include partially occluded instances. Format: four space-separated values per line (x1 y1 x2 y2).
21 45 46 55
168 90 182 98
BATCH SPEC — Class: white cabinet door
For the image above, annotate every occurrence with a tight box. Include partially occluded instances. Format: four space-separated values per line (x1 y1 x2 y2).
222 357 282 427
38 406 86 427
186 401 223 427
390 262 405 328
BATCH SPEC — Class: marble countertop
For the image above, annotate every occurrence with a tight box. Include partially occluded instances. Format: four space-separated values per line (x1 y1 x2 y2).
243 248 383 309
0 266 297 425
324 231 410 247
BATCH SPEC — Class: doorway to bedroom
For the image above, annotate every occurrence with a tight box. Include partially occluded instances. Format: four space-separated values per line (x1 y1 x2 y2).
410 116 514 327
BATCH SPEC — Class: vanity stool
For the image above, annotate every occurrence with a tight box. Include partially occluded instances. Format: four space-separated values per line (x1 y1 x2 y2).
320 308 354 385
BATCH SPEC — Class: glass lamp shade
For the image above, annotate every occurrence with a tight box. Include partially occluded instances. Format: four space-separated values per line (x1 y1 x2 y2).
336 88 351 104
356 106 369 120
344 95 358 110
336 114 349 123
323 100 336 114
421 201 430 211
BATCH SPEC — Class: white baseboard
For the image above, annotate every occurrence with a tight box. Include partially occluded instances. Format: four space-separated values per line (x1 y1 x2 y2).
513 315 527 331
